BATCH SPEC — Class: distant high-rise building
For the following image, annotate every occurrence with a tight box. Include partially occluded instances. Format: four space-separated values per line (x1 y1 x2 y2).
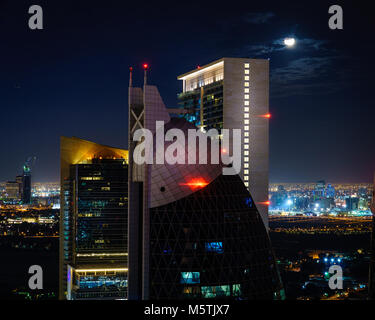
314 180 326 199
128 66 283 300
22 163 32 204
15 175 23 199
5 181 20 200
59 137 129 300
325 184 335 198
345 197 359 211
177 58 270 228
358 187 368 197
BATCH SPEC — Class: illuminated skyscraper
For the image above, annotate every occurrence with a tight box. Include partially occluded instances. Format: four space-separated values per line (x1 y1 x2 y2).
177 58 270 227
128 65 283 300
59 137 129 300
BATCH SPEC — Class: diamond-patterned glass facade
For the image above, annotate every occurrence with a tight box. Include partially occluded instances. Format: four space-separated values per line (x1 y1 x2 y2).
149 173 283 299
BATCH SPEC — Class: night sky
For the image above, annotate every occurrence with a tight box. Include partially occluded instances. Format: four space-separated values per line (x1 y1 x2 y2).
0 0 374 183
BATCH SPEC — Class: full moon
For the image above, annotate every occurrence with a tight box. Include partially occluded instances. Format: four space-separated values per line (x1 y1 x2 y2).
284 38 296 47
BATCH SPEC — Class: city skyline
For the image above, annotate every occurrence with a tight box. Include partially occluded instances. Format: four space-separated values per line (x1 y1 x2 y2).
0 0 375 305
1 1 374 183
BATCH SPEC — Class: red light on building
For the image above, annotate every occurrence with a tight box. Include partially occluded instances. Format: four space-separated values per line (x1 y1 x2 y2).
197 65 201 69
257 201 270 206
143 63 149 70
129 66 133 71
180 178 209 190
257 113 271 119
221 148 228 154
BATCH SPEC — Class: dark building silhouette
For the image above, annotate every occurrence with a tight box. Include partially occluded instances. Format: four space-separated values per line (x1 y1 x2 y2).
345 197 359 211
149 171 283 299
22 170 31 204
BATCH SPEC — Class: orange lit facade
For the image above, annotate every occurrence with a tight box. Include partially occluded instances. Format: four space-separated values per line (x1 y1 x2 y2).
59 137 128 300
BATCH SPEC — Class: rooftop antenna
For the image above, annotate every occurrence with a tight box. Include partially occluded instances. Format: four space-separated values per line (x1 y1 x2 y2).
129 66 133 87
143 63 149 86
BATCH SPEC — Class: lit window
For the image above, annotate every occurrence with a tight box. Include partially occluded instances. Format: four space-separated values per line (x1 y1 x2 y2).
244 176 249 181
245 182 249 187
205 242 224 253
244 157 249 162
180 272 200 284
244 76 249 81
201 285 231 298
244 163 249 168
244 170 249 175
244 82 249 87
244 101 249 106
233 284 241 297
244 119 249 124
244 126 249 131
244 150 249 155
244 132 249 137
244 63 250 68
244 113 249 118
244 144 249 149
244 88 249 93
244 138 249 143
244 94 249 100
244 69 250 74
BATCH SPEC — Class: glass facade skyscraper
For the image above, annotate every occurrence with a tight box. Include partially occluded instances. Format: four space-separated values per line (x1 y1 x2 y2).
177 58 270 228
59 137 128 300
150 172 283 299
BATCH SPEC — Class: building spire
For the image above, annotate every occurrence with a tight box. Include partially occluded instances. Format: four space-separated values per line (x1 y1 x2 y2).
143 63 149 86
129 66 133 88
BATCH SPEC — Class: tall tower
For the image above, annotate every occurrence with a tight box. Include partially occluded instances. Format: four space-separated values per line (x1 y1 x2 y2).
22 157 35 204
127 64 283 300
128 64 171 300
177 58 270 228
59 137 129 300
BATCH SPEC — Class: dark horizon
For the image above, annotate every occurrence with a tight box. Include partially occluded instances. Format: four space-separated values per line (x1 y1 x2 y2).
1 1 374 183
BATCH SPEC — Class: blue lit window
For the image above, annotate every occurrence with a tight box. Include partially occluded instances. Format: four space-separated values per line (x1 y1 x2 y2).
201 285 230 298
205 242 223 253
180 272 200 284
245 197 253 208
